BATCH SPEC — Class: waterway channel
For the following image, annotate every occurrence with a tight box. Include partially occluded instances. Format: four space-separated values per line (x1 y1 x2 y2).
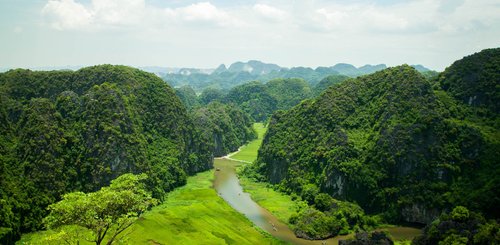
213 158 421 244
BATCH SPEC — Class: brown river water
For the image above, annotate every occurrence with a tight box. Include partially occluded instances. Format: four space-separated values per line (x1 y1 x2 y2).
213 158 422 244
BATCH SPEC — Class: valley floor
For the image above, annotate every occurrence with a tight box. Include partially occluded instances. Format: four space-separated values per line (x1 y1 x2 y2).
19 123 419 244
126 170 282 244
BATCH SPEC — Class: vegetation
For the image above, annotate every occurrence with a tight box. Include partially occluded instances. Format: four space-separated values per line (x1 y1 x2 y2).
265 78 312 111
0 65 212 243
339 231 394 245
19 171 283 244
288 195 377 239
239 123 378 240
437 48 499 113
413 206 500 245
231 123 266 163
252 48 500 233
43 174 157 245
225 81 278 122
191 101 256 157
224 78 313 121
199 87 226 105
126 170 283 244
313 75 350 96
175 85 199 109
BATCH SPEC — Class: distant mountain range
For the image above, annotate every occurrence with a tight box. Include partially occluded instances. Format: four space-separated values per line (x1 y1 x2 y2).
158 60 433 92
0 61 433 92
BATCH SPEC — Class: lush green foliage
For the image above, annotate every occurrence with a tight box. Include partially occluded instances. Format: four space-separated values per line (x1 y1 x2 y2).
19 171 283 244
191 101 256 157
43 173 157 245
437 48 500 113
225 81 278 122
339 231 394 245
199 87 226 105
265 78 312 110
0 65 212 242
238 124 378 240
413 206 500 245
175 85 199 109
313 75 350 96
224 78 313 121
289 195 377 239
254 49 499 227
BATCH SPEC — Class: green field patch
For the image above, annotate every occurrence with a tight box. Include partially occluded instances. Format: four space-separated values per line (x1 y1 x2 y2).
126 170 281 244
230 123 266 163
19 170 282 245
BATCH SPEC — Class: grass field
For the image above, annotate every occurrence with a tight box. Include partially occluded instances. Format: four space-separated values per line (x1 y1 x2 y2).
126 170 281 244
230 123 266 163
19 171 282 245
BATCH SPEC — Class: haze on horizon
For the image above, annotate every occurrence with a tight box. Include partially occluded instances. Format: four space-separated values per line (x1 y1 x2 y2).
1 0 499 71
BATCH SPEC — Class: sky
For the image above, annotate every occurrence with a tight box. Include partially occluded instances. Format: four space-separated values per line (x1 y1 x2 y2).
0 0 499 71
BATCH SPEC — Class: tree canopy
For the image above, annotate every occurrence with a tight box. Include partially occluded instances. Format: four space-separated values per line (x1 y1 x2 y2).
44 173 157 245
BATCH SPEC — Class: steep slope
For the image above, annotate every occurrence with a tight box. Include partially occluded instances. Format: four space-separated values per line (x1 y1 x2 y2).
0 65 212 242
225 81 278 122
225 78 314 121
191 101 256 157
265 78 312 111
313 75 350 96
255 57 499 225
175 85 199 109
437 47 500 113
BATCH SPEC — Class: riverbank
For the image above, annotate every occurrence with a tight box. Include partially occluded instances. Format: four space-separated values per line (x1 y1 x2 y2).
228 123 421 244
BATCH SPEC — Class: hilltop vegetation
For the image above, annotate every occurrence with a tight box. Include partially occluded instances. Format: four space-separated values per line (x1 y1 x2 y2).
0 65 213 243
221 78 313 121
191 101 256 157
250 48 499 239
413 206 500 244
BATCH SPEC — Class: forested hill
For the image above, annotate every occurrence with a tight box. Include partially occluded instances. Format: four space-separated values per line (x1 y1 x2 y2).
254 48 499 225
0 65 213 241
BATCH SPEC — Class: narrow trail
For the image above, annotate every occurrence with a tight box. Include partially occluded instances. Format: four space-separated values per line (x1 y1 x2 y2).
215 147 252 164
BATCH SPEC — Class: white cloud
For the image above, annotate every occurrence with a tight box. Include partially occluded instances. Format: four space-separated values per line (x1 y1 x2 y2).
253 4 287 21
91 0 145 26
165 2 239 27
42 0 92 30
30 0 500 70
42 0 240 30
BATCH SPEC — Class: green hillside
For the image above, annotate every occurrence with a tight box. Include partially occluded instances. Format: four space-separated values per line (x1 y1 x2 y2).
191 101 256 157
253 49 500 228
0 65 213 242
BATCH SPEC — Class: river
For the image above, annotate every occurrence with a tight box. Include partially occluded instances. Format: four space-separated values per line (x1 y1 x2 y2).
213 158 422 244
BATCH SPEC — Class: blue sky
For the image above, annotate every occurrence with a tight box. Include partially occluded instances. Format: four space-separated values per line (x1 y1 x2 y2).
1 0 499 71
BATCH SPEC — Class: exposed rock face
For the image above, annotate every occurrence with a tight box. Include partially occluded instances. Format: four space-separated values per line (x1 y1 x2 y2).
401 204 440 224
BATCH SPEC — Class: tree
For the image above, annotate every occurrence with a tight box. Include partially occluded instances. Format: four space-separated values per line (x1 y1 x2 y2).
43 173 157 245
